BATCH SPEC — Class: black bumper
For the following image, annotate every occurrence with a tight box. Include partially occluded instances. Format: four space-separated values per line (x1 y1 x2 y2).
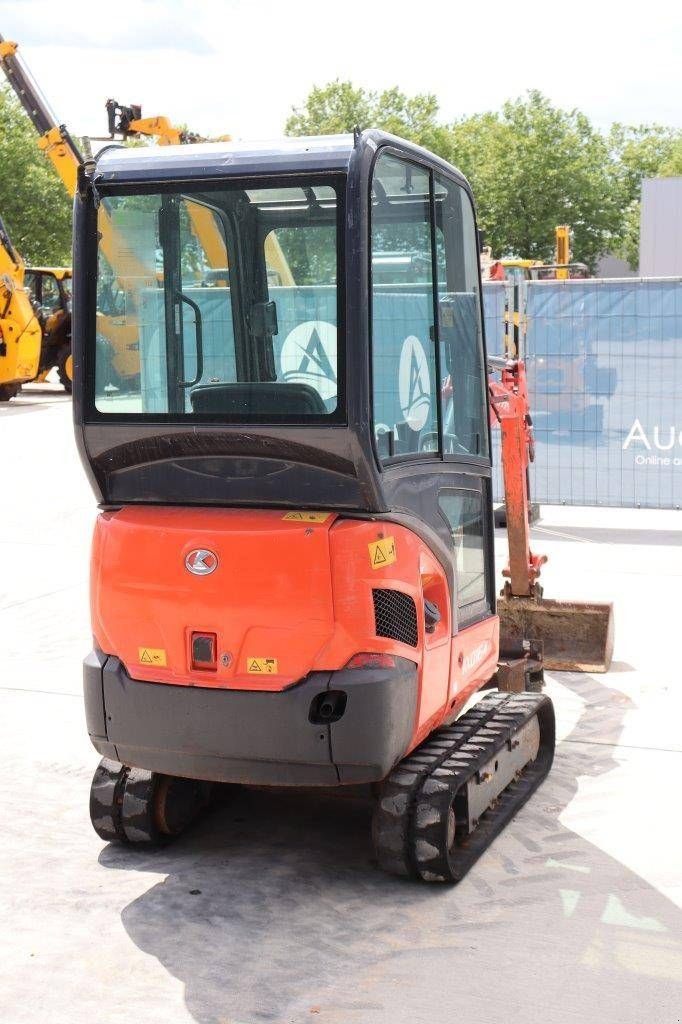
84 650 418 786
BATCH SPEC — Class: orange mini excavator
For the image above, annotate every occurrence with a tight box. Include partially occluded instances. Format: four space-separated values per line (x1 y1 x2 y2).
73 132 613 882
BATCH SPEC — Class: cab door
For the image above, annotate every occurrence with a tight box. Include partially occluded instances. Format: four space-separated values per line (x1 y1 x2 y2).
369 149 495 715
433 170 495 635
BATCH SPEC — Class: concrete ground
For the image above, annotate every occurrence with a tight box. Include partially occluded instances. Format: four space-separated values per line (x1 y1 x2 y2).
1 384 681 1024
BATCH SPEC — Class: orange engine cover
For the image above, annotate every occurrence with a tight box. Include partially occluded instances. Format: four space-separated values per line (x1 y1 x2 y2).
90 507 499 746
91 507 348 690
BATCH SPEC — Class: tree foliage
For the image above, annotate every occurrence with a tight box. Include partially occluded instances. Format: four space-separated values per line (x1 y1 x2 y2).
659 138 682 176
609 123 680 205
287 82 682 272
0 86 73 266
608 123 682 267
449 92 621 269
285 80 453 156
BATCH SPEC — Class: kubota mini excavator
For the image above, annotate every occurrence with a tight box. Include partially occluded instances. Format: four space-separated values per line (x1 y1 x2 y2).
74 132 613 882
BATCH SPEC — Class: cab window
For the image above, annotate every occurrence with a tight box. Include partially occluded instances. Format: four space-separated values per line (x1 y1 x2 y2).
435 174 489 458
93 183 342 419
24 271 38 304
370 154 439 460
41 275 62 313
439 488 489 623
370 153 489 463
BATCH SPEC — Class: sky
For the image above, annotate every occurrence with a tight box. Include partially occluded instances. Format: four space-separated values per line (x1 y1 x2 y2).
1 0 681 143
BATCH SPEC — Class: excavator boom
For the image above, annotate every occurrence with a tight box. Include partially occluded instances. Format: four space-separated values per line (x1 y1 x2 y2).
490 357 614 673
0 35 82 196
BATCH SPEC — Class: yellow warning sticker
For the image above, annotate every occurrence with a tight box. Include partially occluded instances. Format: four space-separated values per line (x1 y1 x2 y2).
282 511 331 523
368 536 397 569
247 657 278 674
138 647 167 667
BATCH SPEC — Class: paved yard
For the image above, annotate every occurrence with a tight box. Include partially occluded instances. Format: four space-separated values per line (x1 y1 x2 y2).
1 386 681 1024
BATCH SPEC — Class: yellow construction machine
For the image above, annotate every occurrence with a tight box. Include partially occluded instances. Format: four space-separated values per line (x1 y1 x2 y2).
23 266 73 389
0 32 296 390
106 99 295 289
0 36 82 392
528 226 588 281
0 213 41 400
0 35 155 389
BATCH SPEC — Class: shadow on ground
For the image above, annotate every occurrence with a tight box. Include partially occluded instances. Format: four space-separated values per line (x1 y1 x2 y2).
99 674 682 1024
0 389 70 415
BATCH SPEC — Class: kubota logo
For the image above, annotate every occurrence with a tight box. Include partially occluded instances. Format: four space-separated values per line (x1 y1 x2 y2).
462 641 489 674
185 549 218 576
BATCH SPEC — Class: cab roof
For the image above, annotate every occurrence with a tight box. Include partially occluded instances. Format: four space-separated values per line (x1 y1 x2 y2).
95 134 357 183
93 130 471 191
26 266 71 278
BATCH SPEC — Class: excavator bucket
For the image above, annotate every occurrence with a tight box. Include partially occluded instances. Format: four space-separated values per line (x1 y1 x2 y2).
498 595 614 673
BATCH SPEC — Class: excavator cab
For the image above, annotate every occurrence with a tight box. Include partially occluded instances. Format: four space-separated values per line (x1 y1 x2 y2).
74 132 561 882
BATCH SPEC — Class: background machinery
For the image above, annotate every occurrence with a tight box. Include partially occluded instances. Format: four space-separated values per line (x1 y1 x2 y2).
0 212 41 400
74 131 613 881
104 97 296 292
0 34 80 393
0 32 296 392
23 265 73 389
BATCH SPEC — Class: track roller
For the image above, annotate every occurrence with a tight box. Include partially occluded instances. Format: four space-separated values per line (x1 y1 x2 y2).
89 758 213 846
372 692 555 883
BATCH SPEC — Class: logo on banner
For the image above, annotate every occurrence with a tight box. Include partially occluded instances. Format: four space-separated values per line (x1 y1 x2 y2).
280 321 337 401
623 418 682 467
399 335 431 431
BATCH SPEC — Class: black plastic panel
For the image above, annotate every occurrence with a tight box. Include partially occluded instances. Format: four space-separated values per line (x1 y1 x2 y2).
84 652 418 787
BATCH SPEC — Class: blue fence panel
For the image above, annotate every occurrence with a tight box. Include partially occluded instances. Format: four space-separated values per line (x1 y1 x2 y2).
524 279 682 508
482 282 507 356
140 278 682 510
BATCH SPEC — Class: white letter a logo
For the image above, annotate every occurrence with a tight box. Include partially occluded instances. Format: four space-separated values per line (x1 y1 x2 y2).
622 418 651 451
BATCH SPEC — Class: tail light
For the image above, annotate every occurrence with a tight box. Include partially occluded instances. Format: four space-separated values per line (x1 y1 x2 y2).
345 652 397 670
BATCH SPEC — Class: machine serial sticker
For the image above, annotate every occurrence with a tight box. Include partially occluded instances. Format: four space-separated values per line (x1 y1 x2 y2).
368 536 397 569
138 647 167 667
282 511 331 523
247 657 278 674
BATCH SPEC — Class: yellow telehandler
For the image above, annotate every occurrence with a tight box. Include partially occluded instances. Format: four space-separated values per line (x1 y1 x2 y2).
0 213 41 400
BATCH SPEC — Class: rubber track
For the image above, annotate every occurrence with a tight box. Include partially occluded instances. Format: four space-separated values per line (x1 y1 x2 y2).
372 692 555 882
89 758 129 842
89 759 215 846
120 768 163 845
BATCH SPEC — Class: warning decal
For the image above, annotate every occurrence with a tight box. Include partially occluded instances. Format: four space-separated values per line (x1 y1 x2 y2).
138 647 167 667
282 511 331 523
247 657 278 674
368 537 397 569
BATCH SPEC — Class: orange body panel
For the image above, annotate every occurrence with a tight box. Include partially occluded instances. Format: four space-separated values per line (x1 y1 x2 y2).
90 507 500 755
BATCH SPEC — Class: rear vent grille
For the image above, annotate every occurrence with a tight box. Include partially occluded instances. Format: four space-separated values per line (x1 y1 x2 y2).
372 589 418 647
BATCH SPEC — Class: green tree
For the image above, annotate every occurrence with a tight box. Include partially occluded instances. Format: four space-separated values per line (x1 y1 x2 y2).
609 123 680 204
450 91 621 270
286 84 628 271
0 85 72 265
286 80 453 157
608 123 681 268
658 137 682 176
